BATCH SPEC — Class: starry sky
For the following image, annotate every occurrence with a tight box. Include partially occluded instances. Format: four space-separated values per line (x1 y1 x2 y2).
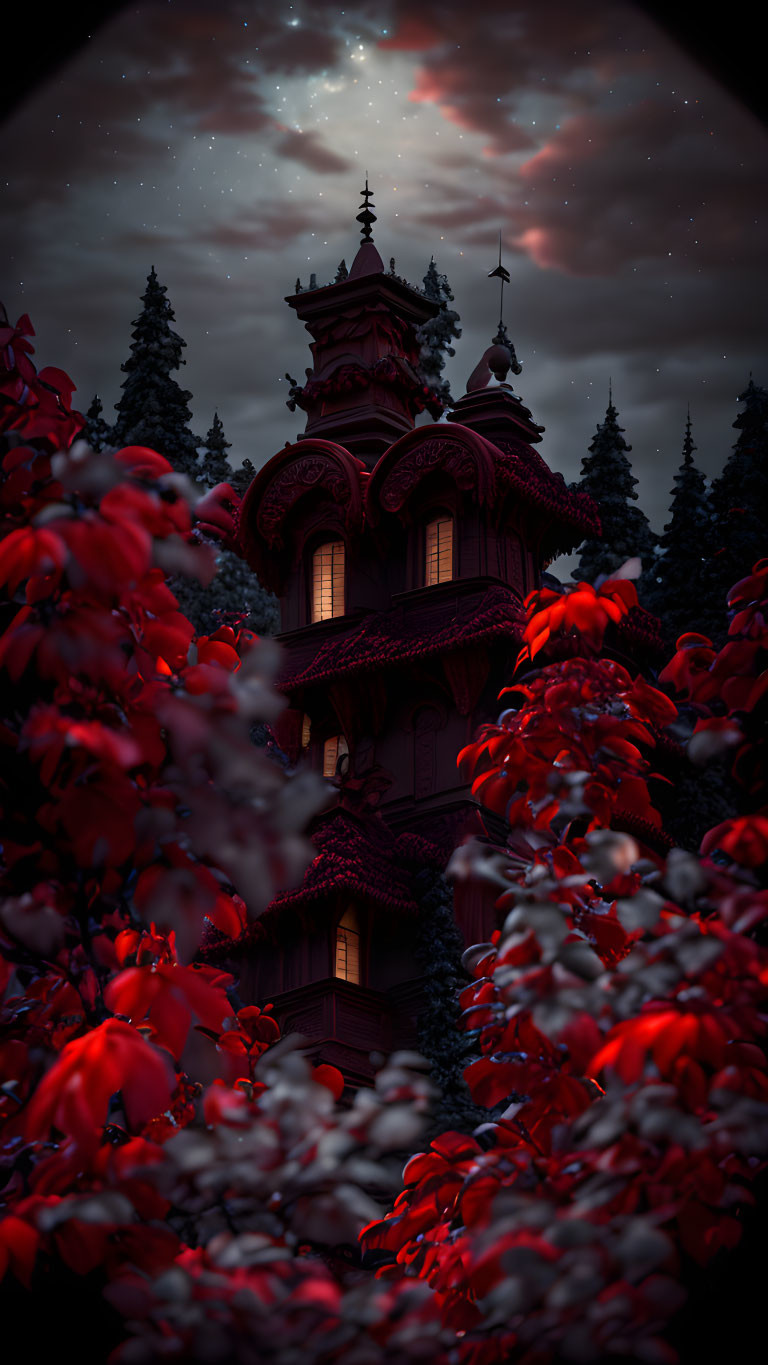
2 0 766 575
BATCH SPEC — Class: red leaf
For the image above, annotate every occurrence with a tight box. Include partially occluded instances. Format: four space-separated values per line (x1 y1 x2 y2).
25 1019 173 1154
312 1064 345 1100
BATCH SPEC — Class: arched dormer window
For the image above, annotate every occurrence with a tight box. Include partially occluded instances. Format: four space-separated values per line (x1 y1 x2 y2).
425 516 453 585
335 906 361 983
311 540 345 621
323 734 349 778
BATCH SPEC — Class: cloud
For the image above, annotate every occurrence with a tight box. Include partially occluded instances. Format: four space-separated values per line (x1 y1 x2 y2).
273 128 353 174
377 0 661 155
509 99 767 275
0 0 360 203
198 203 327 250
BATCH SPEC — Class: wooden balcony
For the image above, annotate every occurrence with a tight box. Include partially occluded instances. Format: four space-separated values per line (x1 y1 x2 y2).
265 974 426 1085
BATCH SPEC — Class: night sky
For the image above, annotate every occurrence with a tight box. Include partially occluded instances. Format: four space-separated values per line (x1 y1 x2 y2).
2 0 766 577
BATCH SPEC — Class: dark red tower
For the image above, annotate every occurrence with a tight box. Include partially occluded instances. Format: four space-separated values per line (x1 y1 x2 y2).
208 189 598 1084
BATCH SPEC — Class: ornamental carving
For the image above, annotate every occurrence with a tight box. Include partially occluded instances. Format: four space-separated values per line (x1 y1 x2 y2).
306 302 415 353
378 438 490 515
258 456 358 546
288 357 430 414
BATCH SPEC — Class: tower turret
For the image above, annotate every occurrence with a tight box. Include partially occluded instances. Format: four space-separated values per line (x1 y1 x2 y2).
284 179 439 462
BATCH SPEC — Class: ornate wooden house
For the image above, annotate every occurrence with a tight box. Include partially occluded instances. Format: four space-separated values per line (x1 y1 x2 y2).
214 188 598 1084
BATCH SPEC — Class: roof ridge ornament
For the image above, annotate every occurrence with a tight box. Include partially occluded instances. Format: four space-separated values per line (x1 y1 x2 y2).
356 174 377 243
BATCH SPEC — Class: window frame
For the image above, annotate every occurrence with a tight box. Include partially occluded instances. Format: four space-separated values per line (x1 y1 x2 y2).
424 512 454 586
334 905 362 984
309 537 346 623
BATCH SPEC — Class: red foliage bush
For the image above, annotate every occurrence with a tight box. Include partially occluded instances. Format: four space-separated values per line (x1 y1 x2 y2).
362 575 768 1362
1 309 766 1363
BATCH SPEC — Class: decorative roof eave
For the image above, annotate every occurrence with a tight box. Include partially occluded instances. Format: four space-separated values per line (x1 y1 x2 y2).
239 437 368 591
278 583 525 694
285 268 439 328
199 815 449 961
491 435 601 549
365 421 599 547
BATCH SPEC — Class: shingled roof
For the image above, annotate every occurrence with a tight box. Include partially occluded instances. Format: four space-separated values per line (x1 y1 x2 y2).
279 582 526 694
199 810 447 963
492 435 601 551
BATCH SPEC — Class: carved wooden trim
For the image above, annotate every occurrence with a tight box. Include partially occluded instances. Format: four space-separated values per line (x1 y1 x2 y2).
258 455 357 547
370 432 496 527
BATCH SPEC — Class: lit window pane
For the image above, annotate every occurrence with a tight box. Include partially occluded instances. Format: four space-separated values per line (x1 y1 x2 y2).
425 518 453 585
301 714 311 748
323 734 349 778
335 907 360 983
312 540 345 621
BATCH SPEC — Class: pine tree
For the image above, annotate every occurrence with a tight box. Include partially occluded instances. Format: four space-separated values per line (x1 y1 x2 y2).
200 411 232 489
645 411 712 643
229 458 256 498
709 378 768 612
415 258 462 418
171 547 279 637
572 392 657 590
83 394 111 452
112 267 200 479
413 868 487 1138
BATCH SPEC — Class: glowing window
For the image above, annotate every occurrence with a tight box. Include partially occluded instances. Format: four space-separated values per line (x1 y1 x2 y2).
311 540 345 621
301 714 311 748
323 734 349 778
425 517 453 585
335 906 360 984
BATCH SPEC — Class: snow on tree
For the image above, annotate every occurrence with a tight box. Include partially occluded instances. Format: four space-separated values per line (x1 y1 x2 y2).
83 393 112 452
199 410 232 489
415 258 462 418
708 377 768 615
111 266 200 479
645 410 712 642
572 390 657 590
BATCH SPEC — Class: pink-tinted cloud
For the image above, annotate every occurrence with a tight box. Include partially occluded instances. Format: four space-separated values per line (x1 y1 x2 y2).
378 0 661 155
509 100 767 275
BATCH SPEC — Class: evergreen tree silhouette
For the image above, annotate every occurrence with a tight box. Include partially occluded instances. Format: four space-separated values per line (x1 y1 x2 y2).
112 267 200 478
572 390 657 590
708 377 768 618
413 868 486 1139
171 545 279 638
200 411 232 488
170 433 278 635
646 410 712 643
229 458 256 499
415 258 462 418
83 394 111 452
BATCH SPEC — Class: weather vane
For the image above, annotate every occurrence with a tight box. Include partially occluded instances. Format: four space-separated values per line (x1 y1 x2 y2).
488 230 511 333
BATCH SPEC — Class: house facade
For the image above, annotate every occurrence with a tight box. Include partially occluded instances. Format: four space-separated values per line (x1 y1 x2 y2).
209 192 598 1084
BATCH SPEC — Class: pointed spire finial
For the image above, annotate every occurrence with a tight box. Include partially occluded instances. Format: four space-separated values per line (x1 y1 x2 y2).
356 174 377 243
609 376 613 408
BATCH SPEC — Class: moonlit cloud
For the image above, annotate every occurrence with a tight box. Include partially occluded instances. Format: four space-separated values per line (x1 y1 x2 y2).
1 0 766 580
